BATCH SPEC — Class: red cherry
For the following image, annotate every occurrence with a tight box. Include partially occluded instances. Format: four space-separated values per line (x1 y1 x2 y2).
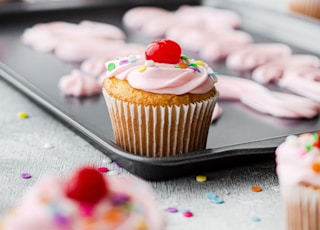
65 167 108 204
145 39 182 64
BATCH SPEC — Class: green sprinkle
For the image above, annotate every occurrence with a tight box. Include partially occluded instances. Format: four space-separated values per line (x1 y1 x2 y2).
313 133 319 141
181 55 189 61
188 63 198 68
306 145 313 152
107 63 116 72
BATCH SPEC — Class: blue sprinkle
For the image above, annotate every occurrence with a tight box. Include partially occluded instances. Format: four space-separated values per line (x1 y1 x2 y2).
208 72 217 77
251 216 261 222
205 192 224 204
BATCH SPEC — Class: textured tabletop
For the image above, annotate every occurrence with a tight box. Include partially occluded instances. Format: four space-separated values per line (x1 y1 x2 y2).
0 78 283 230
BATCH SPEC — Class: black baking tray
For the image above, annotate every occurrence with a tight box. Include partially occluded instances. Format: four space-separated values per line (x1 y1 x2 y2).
0 1 319 180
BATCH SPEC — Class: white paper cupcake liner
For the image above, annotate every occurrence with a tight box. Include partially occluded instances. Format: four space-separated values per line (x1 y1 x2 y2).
103 89 218 157
280 184 320 230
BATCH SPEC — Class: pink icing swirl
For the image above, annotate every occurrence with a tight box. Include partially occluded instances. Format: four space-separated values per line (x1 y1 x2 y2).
105 55 217 95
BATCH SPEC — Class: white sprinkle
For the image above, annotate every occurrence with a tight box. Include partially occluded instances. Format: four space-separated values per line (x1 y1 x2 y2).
102 158 112 164
107 170 119 176
128 55 137 62
44 143 54 149
145 60 154 67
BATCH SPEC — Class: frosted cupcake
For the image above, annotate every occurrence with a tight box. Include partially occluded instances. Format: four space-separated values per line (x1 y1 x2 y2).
103 39 218 157
1 167 165 230
276 131 320 230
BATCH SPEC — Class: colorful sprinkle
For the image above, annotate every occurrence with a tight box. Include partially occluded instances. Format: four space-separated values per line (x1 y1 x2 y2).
196 175 207 182
305 145 313 152
138 66 147 72
119 60 129 65
251 186 262 192
18 112 28 119
128 55 137 62
182 211 193 218
145 60 155 67
175 62 188 69
114 162 121 168
166 207 178 213
102 158 112 164
251 216 261 222
188 66 200 72
206 192 224 204
180 55 189 61
98 167 109 173
21 173 32 179
112 193 130 206
107 63 116 72
208 72 217 77
195 60 205 66
312 159 320 172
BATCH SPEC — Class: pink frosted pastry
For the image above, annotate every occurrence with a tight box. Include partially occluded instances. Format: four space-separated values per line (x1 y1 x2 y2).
54 40 144 62
279 66 320 102
226 43 292 71
276 132 320 230
166 27 252 58
59 70 101 97
1 167 165 230
122 5 241 38
22 21 125 53
122 6 171 31
216 75 320 118
252 55 320 84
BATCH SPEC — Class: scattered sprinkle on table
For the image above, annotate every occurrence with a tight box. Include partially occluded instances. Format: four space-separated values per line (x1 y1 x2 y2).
196 175 207 182
166 207 178 213
251 216 261 222
43 143 54 149
182 211 193 218
18 112 28 119
102 158 112 164
206 192 224 204
251 186 262 192
98 167 109 173
114 162 121 168
21 173 32 179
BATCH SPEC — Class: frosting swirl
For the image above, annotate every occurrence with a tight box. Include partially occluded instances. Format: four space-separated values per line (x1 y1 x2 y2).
276 132 320 187
105 55 217 95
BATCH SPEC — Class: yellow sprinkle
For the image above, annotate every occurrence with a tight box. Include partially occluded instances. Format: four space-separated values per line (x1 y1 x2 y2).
138 65 147 72
196 175 207 182
195 60 205 66
18 112 28 119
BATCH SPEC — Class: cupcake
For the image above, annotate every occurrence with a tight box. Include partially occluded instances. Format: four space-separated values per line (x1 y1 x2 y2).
276 131 320 230
288 0 320 19
1 167 165 230
103 39 218 157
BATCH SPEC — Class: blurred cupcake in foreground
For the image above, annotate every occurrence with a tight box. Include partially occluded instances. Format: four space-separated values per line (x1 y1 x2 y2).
289 0 320 19
276 131 320 230
1 167 165 230
103 39 218 157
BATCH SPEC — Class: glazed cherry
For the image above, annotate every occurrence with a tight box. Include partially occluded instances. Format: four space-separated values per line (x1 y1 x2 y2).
145 39 182 64
65 167 108 204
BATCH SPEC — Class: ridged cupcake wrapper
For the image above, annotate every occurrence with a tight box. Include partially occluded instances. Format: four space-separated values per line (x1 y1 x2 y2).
289 0 320 19
281 184 320 230
103 89 218 157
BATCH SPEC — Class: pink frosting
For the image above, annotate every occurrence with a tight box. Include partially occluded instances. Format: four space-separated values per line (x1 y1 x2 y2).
105 55 217 95
252 54 320 84
2 175 165 230
279 66 320 102
276 133 320 187
59 70 101 96
226 43 292 71
216 75 320 119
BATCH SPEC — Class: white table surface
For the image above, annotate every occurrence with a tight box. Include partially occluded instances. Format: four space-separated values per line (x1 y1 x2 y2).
0 77 284 230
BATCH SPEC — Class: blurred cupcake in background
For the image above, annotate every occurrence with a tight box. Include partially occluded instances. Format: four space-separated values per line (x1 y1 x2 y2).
289 0 320 19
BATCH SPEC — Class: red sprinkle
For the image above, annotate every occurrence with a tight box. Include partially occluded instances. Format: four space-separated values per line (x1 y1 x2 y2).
98 167 109 173
183 211 193 218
